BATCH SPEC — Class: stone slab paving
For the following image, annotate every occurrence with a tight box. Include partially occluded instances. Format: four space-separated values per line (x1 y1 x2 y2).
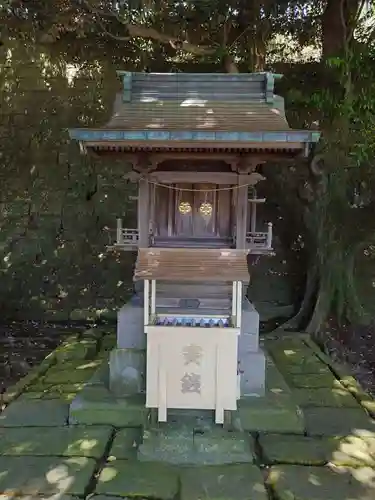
0 456 96 496
180 464 268 500
96 461 179 499
0 328 375 499
136 426 255 465
0 399 69 427
0 426 112 458
267 464 375 500
259 433 375 467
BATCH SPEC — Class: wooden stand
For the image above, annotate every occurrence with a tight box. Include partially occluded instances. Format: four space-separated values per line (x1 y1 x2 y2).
143 276 242 423
145 325 239 424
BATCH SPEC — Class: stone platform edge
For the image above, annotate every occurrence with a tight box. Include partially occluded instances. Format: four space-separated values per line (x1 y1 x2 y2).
2 327 375 420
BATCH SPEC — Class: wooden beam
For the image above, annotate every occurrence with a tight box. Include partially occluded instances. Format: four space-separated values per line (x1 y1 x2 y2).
138 180 150 247
150 171 239 184
235 175 249 249
84 140 305 151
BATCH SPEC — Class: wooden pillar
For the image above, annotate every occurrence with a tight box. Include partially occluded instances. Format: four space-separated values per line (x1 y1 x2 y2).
144 279 150 327
151 279 156 316
232 281 237 320
167 184 173 237
116 218 123 245
138 179 150 247
250 202 256 233
235 175 248 249
236 281 242 328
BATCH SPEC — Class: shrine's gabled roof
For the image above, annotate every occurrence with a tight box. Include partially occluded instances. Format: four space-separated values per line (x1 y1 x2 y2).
69 72 320 153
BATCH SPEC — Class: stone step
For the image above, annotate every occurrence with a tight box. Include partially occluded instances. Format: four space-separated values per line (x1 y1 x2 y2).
137 424 255 465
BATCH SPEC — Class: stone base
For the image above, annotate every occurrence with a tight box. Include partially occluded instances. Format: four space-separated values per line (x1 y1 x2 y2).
109 348 146 396
231 394 304 434
137 425 255 465
117 296 145 350
69 346 302 434
69 360 149 427
238 348 266 397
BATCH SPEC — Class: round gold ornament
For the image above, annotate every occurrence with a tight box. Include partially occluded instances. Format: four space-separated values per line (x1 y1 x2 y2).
178 201 192 215
199 202 213 217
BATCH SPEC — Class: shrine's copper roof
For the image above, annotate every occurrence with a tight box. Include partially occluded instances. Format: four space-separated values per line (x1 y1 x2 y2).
133 248 250 282
68 72 320 153
104 94 289 132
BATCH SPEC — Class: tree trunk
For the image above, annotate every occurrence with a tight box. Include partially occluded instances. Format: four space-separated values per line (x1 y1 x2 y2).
277 262 318 331
322 0 361 59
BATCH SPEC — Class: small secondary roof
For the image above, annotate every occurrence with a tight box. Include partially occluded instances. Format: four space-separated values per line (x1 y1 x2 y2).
133 248 250 282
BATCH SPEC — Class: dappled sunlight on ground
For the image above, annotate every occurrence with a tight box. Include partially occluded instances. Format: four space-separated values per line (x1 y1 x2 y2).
0 327 375 498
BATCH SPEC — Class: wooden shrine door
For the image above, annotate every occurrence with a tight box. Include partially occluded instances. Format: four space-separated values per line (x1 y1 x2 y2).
175 183 217 237
154 182 232 240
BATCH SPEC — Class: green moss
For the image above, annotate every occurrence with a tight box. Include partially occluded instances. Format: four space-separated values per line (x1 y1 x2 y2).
268 465 372 500
0 399 69 427
43 359 101 384
286 372 339 389
180 464 268 500
2 354 56 404
304 407 375 437
108 428 143 459
233 394 304 434
292 387 360 408
0 456 96 496
259 434 334 465
96 461 179 499
70 388 148 427
0 426 112 458
54 337 98 362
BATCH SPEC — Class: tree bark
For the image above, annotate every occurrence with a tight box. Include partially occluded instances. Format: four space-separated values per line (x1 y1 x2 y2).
322 0 362 59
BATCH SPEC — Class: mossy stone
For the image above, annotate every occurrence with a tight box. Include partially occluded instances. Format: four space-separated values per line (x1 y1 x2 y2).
108 428 143 460
70 308 99 321
70 388 148 427
234 394 304 434
100 335 117 351
180 464 268 500
0 456 96 495
193 428 255 465
259 434 334 465
96 460 178 499
43 360 101 384
268 464 375 500
137 427 194 464
292 387 361 408
0 399 69 427
54 337 97 362
286 372 339 389
330 434 375 467
0 425 112 458
304 407 375 437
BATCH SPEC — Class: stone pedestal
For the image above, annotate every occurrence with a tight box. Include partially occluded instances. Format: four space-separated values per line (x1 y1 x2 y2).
109 348 146 396
117 296 145 350
237 298 266 397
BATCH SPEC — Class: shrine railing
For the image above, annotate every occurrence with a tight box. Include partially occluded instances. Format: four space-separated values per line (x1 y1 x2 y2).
245 222 273 251
113 218 139 249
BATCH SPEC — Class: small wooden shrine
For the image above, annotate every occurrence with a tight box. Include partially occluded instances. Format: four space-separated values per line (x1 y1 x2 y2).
69 72 320 424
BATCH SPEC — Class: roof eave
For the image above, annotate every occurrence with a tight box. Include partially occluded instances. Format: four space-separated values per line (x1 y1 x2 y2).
68 128 321 145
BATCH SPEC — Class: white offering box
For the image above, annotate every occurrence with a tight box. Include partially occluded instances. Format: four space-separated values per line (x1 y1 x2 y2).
144 279 242 424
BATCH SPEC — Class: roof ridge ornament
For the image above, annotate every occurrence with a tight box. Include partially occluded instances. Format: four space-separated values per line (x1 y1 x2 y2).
117 71 132 102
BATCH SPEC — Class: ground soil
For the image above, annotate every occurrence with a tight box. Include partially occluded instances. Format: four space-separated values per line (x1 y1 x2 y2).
0 321 86 394
1 317 375 402
319 317 375 397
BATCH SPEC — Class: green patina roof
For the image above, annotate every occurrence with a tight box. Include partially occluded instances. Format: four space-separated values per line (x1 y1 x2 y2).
69 72 320 151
